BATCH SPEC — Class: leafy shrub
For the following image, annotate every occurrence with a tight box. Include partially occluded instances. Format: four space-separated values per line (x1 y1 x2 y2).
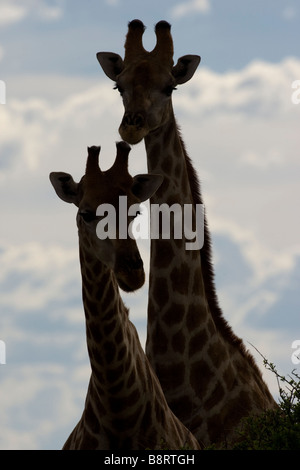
232 357 300 450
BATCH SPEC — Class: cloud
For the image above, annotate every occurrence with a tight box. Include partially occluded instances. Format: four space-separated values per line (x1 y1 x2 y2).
105 0 120 6
211 228 300 399
0 242 79 312
0 3 26 26
0 45 5 62
171 0 211 19
37 3 63 21
0 57 299 448
1 60 299 289
2 57 299 181
0 79 121 178
0 363 88 449
210 216 299 286
174 58 300 117
0 240 90 449
0 0 63 26
239 148 285 169
282 6 297 21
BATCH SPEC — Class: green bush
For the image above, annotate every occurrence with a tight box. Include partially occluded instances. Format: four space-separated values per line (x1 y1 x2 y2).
232 357 300 450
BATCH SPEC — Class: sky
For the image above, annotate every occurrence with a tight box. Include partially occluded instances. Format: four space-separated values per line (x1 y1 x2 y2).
0 0 299 450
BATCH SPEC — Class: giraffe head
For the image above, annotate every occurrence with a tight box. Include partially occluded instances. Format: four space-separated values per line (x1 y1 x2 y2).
50 141 162 292
97 20 200 144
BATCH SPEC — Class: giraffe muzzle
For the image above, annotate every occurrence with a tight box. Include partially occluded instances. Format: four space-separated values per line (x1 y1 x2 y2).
129 254 143 271
119 113 148 144
115 254 145 292
122 112 145 129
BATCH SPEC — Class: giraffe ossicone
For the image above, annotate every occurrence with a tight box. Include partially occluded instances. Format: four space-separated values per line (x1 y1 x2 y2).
49 142 200 450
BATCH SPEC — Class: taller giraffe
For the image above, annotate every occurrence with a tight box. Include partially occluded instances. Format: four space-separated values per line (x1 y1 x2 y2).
50 142 200 450
97 20 277 447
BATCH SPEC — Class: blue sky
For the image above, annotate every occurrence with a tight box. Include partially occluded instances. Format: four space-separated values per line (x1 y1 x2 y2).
1 0 299 76
0 0 299 449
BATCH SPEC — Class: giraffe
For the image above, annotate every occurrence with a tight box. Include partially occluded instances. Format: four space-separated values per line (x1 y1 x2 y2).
49 142 200 450
97 20 277 447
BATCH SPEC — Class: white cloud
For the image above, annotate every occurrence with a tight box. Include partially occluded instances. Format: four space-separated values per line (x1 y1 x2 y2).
37 4 63 21
0 3 26 26
0 45 5 62
0 0 63 26
282 6 297 21
0 239 89 449
210 226 300 397
2 57 299 181
171 0 211 18
174 58 300 117
210 217 299 285
0 364 88 449
105 0 120 6
239 148 285 169
0 56 299 448
0 242 79 312
0 79 121 179
32 0 64 21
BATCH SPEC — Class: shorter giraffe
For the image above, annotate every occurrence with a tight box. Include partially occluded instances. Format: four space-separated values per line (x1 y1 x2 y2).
49 142 200 450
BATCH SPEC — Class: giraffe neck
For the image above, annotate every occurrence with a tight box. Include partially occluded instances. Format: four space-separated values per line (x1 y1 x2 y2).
63 237 200 450
71 240 150 448
79 243 125 385
145 107 213 352
145 108 215 367
144 109 276 445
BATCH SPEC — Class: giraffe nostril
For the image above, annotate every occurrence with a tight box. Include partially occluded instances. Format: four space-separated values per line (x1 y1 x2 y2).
133 114 144 128
123 113 133 126
128 255 143 271
123 113 144 129
132 257 143 270
118 255 144 273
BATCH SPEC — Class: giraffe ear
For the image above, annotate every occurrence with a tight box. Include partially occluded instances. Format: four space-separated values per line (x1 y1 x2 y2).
96 52 124 81
172 55 201 85
131 174 163 202
49 172 80 205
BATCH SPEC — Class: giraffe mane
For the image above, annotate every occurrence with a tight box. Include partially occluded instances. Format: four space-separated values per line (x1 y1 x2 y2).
176 122 263 375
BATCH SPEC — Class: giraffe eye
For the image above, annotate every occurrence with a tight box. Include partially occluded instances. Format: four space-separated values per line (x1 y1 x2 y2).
164 85 177 97
113 84 124 96
79 211 96 223
128 210 141 222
